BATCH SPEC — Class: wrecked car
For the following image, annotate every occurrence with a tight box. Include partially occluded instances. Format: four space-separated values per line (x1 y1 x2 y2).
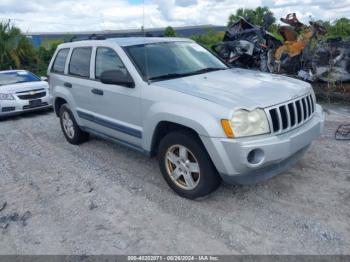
213 13 350 82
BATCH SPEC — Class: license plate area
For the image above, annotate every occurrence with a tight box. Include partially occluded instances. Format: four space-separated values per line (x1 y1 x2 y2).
29 99 42 107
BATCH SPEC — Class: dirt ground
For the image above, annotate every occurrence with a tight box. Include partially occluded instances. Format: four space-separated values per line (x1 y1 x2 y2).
0 103 349 255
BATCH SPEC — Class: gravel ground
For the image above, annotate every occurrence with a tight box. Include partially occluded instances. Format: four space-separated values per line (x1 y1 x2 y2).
0 104 349 255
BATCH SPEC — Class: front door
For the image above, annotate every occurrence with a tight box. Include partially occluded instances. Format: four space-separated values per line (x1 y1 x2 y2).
78 46 142 148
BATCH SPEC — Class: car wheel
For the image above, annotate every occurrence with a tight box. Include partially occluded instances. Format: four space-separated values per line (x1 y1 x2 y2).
158 131 221 199
59 104 89 145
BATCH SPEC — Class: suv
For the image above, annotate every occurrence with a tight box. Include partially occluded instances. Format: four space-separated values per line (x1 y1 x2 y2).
48 37 324 199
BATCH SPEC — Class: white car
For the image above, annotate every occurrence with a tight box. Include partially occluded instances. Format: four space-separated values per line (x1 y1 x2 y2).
0 70 51 118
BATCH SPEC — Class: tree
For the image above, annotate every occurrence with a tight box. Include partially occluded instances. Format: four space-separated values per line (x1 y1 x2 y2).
164 26 177 37
37 39 63 76
0 20 37 71
191 29 225 48
321 18 350 39
228 7 275 30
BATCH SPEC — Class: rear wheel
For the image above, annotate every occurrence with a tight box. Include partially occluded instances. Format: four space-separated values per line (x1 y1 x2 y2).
158 131 221 199
59 104 89 145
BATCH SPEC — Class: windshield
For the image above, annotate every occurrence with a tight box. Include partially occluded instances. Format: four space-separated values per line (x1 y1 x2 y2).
124 41 228 81
0 71 41 86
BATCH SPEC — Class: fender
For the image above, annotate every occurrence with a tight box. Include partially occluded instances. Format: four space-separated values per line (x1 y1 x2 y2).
53 85 83 126
142 102 227 152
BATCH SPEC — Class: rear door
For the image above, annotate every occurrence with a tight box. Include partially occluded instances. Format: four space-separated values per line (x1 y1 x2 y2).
65 46 106 131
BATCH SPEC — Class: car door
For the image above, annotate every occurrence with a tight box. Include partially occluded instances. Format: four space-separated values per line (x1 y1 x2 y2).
78 46 142 148
65 46 99 124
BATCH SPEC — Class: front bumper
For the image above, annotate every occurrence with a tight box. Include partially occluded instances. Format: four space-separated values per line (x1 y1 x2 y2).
0 94 52 117
201 104 325 185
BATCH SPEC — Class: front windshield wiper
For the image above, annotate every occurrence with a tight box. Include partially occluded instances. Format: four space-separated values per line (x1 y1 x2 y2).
148 67 227 82
189 67 227 75
148 73 192 81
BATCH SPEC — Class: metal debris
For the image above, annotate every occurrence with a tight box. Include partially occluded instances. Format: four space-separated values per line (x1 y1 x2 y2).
335 124 350 140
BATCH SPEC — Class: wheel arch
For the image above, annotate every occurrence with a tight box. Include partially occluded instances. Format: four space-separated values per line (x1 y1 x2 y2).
54 97 67 117
149 121 203 157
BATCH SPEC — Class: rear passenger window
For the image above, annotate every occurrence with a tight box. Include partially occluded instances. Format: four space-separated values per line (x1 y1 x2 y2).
69 47 92 78
52 49 69 74
95 47 128 79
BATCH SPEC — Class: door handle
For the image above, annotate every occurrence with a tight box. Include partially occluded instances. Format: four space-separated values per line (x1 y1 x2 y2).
91 88 104 96
64 82 72 88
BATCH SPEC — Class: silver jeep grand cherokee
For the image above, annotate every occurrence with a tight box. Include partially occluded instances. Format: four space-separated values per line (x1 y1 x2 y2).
48 37 324 199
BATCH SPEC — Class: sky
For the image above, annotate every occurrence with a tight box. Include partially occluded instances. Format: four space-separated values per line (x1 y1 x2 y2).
0 0 349 33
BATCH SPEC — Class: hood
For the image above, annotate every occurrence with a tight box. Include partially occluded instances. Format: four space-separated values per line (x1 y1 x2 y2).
0 81 48 94
152 68 311 109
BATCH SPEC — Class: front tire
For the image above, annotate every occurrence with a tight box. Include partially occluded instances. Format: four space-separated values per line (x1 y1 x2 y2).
158 131 221 199
59 104 89 145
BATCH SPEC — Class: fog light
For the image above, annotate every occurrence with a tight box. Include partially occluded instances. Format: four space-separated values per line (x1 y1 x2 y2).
247 149 264 165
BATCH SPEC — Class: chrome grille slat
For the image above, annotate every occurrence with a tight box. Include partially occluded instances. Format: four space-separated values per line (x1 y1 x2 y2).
276 108 283 133
285 104 291 129
293 102 298 127
310 95 315 113
266 94 315 135
300 99 304 122
308 96 313 114
304 97 309 118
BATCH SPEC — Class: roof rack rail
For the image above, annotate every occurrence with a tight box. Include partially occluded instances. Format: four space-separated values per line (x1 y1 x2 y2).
67 34 106 43
69 36 77 42
88 34 106 40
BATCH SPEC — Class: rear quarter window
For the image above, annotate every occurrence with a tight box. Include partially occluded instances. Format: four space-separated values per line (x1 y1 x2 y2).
69 47 92 78
51 48 70 74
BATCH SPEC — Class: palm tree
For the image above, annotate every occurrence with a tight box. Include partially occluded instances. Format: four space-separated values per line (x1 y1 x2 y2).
228 7 275 29
0 20 37 70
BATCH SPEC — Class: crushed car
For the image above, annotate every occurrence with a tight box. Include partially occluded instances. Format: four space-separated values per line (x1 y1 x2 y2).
213 13 350 82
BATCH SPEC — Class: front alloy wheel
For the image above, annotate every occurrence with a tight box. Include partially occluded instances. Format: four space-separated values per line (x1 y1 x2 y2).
159 131 221 199
165 145 201 190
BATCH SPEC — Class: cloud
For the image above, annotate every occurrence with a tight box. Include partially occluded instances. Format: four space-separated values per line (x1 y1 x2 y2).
0 0 348 32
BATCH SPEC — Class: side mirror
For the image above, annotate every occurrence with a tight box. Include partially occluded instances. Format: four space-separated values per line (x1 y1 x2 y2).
100 70 135 88
40 76 48 82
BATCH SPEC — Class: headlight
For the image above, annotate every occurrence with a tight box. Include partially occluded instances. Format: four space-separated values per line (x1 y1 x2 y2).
221 109 270 138
310 88 316 104
0 93 14 100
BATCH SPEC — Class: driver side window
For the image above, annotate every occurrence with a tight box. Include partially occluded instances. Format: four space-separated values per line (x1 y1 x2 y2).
95 47 128 79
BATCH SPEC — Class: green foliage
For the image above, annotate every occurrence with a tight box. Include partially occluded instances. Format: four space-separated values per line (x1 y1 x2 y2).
37 39 64 76
228 7 275 29
190 29 225 48
0 21 64 76
0 20 37 71
321 18 350 39
164 26 177 37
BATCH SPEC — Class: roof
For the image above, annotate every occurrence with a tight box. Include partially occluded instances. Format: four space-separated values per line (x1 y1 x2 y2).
106 37 192 46
58 37 193 48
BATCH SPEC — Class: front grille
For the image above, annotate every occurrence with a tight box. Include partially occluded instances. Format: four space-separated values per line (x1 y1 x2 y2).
17 91 46 100
266 94 315 134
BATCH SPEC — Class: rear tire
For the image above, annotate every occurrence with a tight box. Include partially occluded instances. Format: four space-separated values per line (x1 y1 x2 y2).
59 104 89 145
158 130 221 199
